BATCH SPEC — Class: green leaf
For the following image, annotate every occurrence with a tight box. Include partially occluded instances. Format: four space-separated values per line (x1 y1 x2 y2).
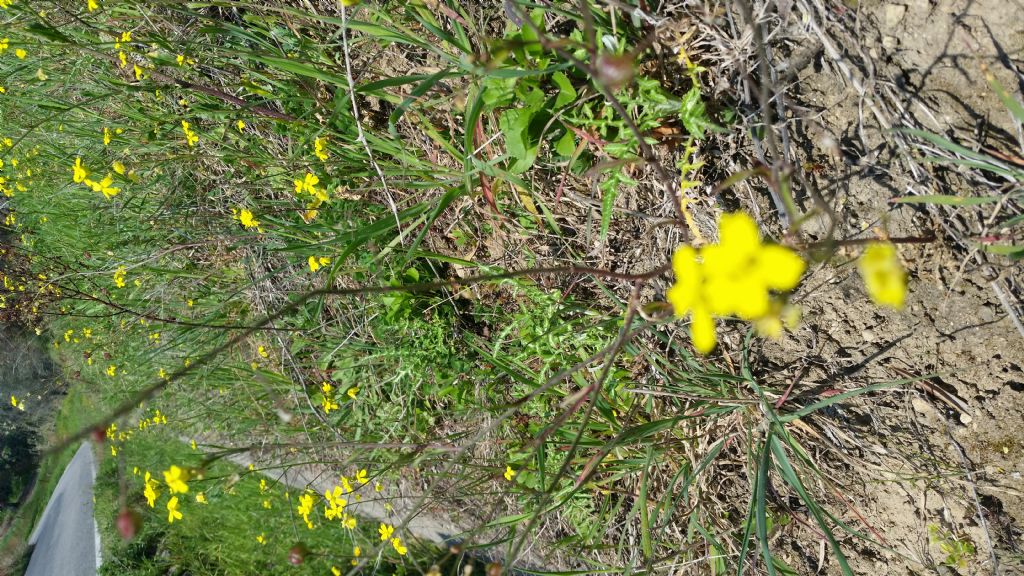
680 86 714 138
891 194 1000 206
555 130 576 156
979 244 1024 259
552 71 577 108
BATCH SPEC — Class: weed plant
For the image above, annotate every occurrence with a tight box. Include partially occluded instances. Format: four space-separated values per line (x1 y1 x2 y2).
0 1 946 575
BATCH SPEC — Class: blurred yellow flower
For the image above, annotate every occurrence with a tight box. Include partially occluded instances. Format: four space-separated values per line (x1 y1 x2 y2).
378 523 394 541
858 242 906 309
72 157 88 183
163 465 189 494
308 255 330 272
181 120 198 147
667 212 805 353
166 496 182 523
314 137 328 161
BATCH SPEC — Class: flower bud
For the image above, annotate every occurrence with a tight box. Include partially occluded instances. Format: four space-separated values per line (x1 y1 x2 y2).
116 508 141 539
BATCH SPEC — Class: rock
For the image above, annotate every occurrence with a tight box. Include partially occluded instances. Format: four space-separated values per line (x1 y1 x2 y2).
911 396 932 414
884 4 907 28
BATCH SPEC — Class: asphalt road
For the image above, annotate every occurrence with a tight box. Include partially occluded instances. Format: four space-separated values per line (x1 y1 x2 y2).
25 442 100 576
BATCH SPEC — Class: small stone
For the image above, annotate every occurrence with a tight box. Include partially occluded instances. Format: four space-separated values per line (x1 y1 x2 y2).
959 412 973 425
911 396 931 414
861 329 876 342
882 36 898 50
884 4 907 28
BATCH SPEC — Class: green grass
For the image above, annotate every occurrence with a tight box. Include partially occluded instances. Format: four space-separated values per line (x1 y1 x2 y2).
0 1 926 575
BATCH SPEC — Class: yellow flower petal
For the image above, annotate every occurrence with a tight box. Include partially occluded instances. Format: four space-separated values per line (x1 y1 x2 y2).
757 244 805 290
690 307 716 354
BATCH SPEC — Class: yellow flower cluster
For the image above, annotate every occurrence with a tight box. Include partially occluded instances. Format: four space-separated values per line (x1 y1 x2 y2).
314 137 329 161
180 120 198 147
231 208 262 232
294 172 327 222
308 255 330 272
667 212 805 353
296 491 315 529
321 382 339 414
378 523 407 555
72 157 120 199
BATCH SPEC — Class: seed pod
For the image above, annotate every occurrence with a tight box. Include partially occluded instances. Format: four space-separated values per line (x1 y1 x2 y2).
594 53 635 91
288 543 309 565
116 508 141 540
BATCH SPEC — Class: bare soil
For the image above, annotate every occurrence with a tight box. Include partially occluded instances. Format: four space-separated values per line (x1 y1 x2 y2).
742 0 1024 573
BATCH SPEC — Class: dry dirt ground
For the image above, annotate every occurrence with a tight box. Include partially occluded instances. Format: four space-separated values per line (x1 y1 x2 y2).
741 0 1024 573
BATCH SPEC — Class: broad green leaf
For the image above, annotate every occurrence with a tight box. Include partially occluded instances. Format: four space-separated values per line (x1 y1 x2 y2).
552 71 578 108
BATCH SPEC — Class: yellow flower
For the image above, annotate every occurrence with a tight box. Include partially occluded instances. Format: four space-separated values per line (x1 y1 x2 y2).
106 364 117 376
321 395 339 414
166 496 182 523
195 492 207 504
355 469 368 484
87 0 99 11
666 212 805 353
391 536 407 555
308 255 330 272
347 386 359 400
293 172 324 200
181 120 198 147
314 137 329 161
113 266 126 288
163 465 189 494
103 127 111 146
332 568 342 576
0 39 7 53
15 49 26 59
176 54 185 66
858 242 906 309
232 208 261 232
378 523 394 541
296 492 315 528
84 173 120 198
504 466 516 481
72 157 88 183
342 514 356 529
112 161 125 174
133 64 144 81
143 471 159 507
118 51 127 68
236 120 246 131
256 534 266 545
